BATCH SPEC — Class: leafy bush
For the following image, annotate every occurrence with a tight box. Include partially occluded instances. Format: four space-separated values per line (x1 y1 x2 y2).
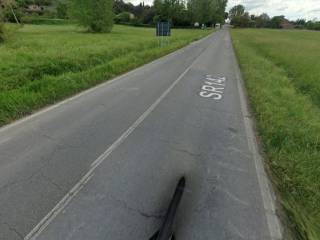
0 7 5 43
1 4 23 23
115 11 131 23
70 0 114 33
231 14 252 28
56 1 68 19
306 21 320 31
0 21 5 43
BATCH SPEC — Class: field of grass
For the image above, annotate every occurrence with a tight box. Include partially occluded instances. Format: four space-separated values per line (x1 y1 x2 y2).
0 24 212 126
231 29 320 239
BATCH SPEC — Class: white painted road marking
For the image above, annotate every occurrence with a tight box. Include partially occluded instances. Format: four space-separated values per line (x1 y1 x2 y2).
24 47 205 240
232 51 283 239
199 75 226 100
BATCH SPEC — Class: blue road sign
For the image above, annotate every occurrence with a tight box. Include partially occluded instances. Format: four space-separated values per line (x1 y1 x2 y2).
156 22 171 37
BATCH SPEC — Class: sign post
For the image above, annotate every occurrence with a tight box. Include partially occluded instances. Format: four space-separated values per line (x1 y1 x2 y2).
156 22 171 47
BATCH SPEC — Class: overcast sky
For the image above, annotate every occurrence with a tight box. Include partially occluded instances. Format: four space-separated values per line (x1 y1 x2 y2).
126 0 320 20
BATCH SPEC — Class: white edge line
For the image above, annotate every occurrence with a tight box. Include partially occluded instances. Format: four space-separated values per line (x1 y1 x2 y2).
0 32 214 135
24 48 202 240
230 31 283 239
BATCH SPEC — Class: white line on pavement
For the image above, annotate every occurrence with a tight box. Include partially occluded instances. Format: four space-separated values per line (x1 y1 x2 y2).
24 44 207 240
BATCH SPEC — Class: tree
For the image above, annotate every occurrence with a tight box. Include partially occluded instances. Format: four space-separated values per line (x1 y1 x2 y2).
187 0 227 25
306 20 320 30
70 0 114 33
295 18 306 25
1 0 20 23
255 13 270 28
231 12 251 27
56 1 68 19
294 18 306 28
153 0 186 25
269 15 285 28
229 4 244 20
0 5 4 42
113 0 134 14
140 6 155 24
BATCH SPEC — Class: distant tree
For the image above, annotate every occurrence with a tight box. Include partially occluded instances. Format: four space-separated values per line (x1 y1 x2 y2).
113 0 134 14
255 13 270 28
269 15 285 28
229 4 244 20
295 18 306 25
306 20 320 30
213 0 228 24
187 0 227 25
153 0 186 25
56 1 68 19
231 11 251 27
132 2 144 18
0 3 4 42
1 0 20 23
70 0 114 33
294 18 306 28
140 5 155 24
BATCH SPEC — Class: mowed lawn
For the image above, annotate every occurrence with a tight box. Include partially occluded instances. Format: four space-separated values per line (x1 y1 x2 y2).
0 24 212 126
231 29 320 240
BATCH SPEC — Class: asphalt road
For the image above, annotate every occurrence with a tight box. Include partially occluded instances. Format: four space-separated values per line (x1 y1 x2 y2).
0 28 282 240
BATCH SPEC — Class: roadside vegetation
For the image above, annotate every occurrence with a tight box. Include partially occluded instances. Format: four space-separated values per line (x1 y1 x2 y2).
231 29 320 240
0 24 212 126
2 0 227 28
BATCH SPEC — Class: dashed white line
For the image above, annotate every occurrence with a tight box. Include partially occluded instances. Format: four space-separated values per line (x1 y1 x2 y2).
24 47 205 240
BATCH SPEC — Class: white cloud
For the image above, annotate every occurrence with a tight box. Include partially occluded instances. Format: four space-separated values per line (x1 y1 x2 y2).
125 0 320 20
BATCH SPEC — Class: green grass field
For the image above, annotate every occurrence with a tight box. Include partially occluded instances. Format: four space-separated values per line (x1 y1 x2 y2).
0 24 212 126
231 29 320 240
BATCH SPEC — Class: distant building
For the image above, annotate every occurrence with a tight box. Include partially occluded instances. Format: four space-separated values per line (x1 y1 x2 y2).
280 19 294 29
25 4 44 14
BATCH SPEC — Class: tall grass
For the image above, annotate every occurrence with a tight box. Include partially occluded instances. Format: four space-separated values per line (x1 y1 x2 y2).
231 29 320 240
0 24 212 125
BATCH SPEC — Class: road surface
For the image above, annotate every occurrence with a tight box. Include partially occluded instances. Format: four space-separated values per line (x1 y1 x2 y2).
0 28 282 240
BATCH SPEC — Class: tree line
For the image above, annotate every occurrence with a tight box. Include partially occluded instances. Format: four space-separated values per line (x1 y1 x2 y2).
114 0 227 27
229 4 320 30
1 0 227 36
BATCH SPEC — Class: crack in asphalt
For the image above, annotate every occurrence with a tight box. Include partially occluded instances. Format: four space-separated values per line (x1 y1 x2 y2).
40 172 64 192
39 132 81 149
2 221 24 240
227 221 246 239
109 195 165 220
0 143 70 192
171 147 201 158
216 186 249 207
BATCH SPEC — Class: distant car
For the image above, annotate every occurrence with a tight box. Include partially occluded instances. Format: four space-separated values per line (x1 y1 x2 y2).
215 23 221 29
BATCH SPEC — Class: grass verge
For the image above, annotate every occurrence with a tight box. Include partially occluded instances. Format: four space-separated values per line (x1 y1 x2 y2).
0 24 212 126
231 29 320 239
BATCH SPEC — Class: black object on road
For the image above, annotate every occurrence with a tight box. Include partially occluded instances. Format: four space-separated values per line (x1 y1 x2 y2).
149 177 186 240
